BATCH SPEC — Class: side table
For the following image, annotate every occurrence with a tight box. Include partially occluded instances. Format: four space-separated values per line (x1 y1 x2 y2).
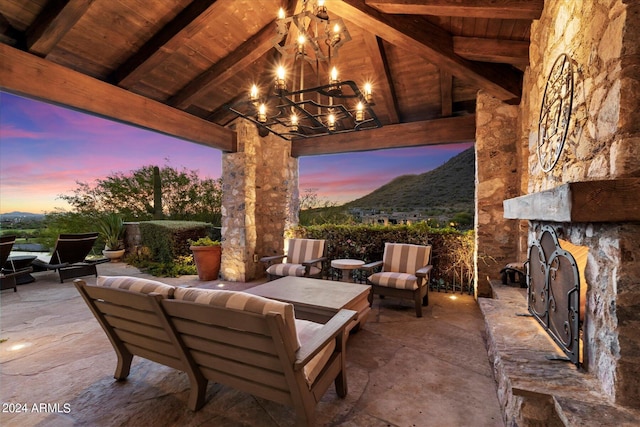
331 259 365 283
4 255 37 284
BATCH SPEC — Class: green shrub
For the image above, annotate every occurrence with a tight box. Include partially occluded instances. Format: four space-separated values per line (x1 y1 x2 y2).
292 222 473 289
139 220 216 263
187 236 221 246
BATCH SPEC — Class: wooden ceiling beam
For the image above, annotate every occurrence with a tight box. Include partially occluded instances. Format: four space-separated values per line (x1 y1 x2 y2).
291 114 475 156
0 44 236 152
362 34 400 124
440 70 453 117
365 0 543 20
168 22 279 109
329 0 522 102
0 13 25 48
26 0 94 57
110 0 219 87
454 37 529 65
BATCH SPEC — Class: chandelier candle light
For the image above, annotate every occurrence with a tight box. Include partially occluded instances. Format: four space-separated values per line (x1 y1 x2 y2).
225 0 381 140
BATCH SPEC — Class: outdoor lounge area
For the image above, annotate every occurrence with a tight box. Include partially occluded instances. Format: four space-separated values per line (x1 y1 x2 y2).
1 262 503 426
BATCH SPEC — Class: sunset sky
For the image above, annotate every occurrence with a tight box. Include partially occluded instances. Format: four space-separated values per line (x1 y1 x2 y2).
0 91 473 214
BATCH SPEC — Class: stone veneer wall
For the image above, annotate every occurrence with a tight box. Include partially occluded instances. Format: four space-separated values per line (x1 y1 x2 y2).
518 0 640 407
221 120 298 282
474 92 519 298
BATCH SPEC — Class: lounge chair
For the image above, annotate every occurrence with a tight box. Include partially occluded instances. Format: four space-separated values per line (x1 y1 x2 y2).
31 232 108 283
361 243 433 317
1 236 33 292
260 238 327 280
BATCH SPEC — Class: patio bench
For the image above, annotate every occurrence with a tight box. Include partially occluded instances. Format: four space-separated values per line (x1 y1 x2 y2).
74 276 356 426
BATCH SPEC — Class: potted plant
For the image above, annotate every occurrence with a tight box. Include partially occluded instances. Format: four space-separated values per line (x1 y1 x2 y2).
97 213 126 261
189 236 222 281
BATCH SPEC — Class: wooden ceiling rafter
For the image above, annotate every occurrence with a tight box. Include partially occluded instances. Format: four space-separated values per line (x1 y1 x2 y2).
440 70 453 117
362 33 399 124
109 0 219 87
453 36 529 65
168 21 279 110
25 0 93 57
0 13 24 48
330 0 522 102
365 0 544 20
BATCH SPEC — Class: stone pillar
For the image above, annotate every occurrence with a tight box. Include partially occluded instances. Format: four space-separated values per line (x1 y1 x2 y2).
474 91 520 297
221 120 298 281
220 121 258 282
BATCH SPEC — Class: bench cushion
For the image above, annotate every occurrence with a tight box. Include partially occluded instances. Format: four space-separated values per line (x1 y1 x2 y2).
96 276 176 298
174 287 301 350
295 318 336 387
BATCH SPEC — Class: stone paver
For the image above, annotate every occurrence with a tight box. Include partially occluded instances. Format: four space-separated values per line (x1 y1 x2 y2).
1 262 503 426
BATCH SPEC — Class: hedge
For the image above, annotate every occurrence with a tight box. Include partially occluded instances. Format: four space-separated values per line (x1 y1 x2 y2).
139 220 218 263
290 223 474 289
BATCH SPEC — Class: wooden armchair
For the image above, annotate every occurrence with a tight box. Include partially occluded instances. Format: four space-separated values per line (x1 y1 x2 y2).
361 243 433 317
260 238 327 280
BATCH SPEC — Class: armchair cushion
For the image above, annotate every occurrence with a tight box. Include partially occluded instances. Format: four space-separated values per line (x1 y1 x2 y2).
96 276 176 298
263 238 326 279
295 318 336 387
287 238 325 264
368 272 420 290
382 243 431 273
174 287 301 350
266 263 322 278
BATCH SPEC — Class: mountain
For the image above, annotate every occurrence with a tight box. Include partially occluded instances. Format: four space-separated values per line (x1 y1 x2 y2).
346 147 475 211
0 211 46 220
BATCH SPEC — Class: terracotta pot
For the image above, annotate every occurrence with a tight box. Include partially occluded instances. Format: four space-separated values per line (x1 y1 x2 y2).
190 245 222 281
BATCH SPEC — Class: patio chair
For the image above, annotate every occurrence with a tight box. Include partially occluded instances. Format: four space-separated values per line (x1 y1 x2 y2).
361 243 433 317
260 238 327 281
1 235 32 292
31 232 108 283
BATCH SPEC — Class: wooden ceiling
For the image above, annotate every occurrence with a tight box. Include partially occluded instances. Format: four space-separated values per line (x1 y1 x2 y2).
0 0 541 156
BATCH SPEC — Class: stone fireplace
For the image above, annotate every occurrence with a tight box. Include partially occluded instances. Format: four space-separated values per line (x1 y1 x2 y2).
503 179 640 408
473 0 640 421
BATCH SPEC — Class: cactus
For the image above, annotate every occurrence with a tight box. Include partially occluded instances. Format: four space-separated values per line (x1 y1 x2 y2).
153 166 163 219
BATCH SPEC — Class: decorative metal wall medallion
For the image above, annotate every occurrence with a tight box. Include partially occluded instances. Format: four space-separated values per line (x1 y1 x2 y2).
537 53 574 172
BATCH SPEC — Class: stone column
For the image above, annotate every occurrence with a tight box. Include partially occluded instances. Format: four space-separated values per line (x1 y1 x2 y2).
220 121 258 282
475 91 520 297
221 120 298 281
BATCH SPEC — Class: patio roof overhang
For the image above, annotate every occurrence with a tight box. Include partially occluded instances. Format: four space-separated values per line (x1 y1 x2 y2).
0 0 537 156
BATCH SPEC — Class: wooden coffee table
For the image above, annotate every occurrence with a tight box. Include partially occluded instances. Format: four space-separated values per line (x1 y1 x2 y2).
246 276 371 333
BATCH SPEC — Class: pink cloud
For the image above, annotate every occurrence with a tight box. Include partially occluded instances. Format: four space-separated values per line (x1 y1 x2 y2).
0 124 45 139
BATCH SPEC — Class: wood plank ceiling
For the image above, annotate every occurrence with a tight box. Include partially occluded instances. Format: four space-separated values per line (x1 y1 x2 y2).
0 0 541 156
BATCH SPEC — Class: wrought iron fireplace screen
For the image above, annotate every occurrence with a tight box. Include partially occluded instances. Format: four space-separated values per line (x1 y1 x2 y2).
527 225 581 366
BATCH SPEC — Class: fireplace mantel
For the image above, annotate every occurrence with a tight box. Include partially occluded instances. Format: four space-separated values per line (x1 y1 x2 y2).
503 178 640 222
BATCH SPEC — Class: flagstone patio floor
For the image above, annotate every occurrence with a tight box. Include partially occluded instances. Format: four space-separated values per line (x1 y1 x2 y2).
1 261 504 427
